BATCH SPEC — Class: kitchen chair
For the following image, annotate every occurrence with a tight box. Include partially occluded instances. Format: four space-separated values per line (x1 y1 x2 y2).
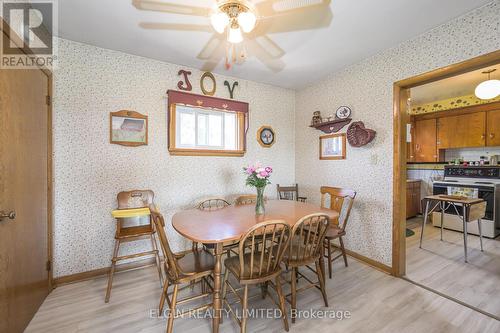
321 186 356 279
234 194 268 205
276 184 307 202
222 220 291 333
283 213 330 323
105 189 163 303
150 207 214 333
193 198 234 255
234 194 258 205
197 198 231 211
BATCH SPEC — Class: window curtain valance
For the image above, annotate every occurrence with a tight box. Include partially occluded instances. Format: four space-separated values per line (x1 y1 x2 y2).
167 90 249 114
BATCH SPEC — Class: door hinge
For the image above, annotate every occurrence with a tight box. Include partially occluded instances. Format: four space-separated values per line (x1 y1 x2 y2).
46 95 51 106
46 260 51 271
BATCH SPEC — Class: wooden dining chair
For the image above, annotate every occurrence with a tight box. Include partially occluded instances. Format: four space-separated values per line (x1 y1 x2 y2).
222 220 291 333
197 198 231 211
234 194 258 205
105 190 163 303
234 194 269 205
150 206 214 333
283 213 330 323
194 198 234 255
276 184 307 202
321 186 356 279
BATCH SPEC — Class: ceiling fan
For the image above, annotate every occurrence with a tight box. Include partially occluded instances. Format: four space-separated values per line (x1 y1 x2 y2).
133 0 333 72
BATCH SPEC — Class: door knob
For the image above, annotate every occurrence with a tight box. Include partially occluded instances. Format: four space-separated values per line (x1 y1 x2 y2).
0 211 16 221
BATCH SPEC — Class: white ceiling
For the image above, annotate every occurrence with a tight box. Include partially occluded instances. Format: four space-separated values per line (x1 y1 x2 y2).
411 64 500 104
57 0 492 89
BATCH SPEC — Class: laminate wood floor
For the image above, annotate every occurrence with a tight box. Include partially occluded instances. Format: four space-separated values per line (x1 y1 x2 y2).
26 256 500 333
406 217 500 319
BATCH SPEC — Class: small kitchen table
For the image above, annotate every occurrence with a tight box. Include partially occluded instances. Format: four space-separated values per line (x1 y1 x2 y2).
172 200 339 333
419 194 486 262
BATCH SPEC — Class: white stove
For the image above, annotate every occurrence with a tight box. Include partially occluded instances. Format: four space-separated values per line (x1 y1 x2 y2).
432 166 500 238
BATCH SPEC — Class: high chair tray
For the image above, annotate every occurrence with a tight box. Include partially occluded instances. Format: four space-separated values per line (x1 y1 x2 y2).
111 207 150 218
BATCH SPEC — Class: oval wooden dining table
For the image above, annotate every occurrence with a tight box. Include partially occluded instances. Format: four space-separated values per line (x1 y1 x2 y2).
172 200 340 333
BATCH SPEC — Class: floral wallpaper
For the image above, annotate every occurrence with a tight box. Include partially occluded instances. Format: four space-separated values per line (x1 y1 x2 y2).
52 39 296 277
295 1 500 266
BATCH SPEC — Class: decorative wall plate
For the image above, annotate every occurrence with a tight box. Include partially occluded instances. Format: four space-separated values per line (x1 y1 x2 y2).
336 106 352 119
257 126 275 148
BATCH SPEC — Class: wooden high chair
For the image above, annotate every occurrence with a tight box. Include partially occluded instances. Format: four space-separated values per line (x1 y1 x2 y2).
105 189 163 303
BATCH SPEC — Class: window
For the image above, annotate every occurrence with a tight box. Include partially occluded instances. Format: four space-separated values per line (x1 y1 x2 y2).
169 104 247 156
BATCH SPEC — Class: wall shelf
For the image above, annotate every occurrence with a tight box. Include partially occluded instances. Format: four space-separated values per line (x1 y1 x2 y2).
309 118 352 133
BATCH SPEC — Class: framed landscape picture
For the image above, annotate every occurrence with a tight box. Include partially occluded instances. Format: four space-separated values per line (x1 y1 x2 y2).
320 133 346 160
110 110 148 146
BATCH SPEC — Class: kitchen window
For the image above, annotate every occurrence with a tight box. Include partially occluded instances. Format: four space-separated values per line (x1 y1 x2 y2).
167 90 248 157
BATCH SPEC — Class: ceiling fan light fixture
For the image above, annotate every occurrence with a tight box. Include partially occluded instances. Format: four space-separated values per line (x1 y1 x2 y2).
238 11 256 33
210 11 229 33
475 69 500 100
228 26 243 44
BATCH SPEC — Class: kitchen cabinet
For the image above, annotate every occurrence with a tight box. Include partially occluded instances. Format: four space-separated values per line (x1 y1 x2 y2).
406 180 421 219
414 118 437 162
487 109 500 147
437 112 486 149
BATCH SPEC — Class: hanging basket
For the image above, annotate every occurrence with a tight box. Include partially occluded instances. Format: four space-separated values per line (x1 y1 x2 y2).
346 121 376 147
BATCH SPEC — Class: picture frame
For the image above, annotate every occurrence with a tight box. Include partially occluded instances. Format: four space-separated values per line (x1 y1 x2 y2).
110 110 148 146
257 125 275 148
319 133 346 160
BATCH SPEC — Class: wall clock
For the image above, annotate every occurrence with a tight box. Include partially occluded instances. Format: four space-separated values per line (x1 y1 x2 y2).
257 126 275 148
335 106 352 119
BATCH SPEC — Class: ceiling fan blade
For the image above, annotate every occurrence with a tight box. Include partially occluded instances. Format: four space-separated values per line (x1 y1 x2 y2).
247 39 285 73
256 0 331 17
255 3 332 34
133 0 211 16
139 22 213 32
197 34 225 61
252 35 285 59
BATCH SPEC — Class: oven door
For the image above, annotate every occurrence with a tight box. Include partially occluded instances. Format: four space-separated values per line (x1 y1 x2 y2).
432 183 494 220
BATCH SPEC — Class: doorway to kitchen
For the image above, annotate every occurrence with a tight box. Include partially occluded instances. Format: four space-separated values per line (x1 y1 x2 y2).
393 50 500 320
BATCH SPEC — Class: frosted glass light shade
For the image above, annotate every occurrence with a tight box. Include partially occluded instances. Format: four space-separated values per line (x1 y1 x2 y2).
210 12 229 33
238 11 256 33
228 27 243 44
475 79 500 100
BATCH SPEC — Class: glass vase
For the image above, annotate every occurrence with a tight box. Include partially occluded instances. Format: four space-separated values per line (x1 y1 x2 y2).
255 186 266 215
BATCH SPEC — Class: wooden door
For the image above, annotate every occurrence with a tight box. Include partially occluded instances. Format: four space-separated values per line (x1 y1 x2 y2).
487 109 500 146
414 118 437 162
437 112 486 149
0 68 51 332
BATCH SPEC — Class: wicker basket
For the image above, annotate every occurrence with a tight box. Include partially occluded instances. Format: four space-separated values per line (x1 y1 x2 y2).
346 121 376 147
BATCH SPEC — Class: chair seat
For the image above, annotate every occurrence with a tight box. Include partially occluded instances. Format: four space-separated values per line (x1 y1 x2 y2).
325 226 346 239
166 249 215 282
224 252 280 282
282 238 319 265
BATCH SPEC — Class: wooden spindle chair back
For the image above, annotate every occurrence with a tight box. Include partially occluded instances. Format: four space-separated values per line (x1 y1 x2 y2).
320 186 356 231
150 207 182 281
238 220 291 281
276 184 299 201
234 194 258 205
289 213 330 264
197 198 231 210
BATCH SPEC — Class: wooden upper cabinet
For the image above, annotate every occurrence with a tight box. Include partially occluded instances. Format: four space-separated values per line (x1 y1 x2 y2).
486 109 500 147
437 112 486 149
414 118 437 162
